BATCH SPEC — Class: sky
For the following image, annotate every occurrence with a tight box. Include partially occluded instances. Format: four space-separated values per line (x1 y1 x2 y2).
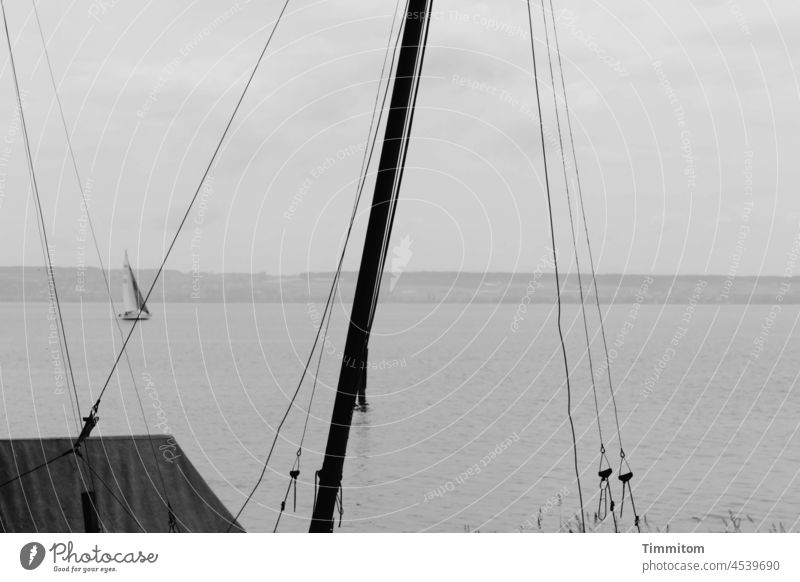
0 0 798 276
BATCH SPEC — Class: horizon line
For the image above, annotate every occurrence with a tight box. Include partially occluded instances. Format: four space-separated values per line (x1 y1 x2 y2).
0 265 796 279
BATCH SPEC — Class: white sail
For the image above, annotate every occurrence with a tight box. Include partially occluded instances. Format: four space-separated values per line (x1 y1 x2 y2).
119 250 151 320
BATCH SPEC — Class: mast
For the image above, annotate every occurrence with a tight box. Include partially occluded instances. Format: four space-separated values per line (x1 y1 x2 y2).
309 0 432 532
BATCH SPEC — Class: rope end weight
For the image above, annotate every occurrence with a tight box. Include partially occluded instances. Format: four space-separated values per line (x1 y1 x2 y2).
289 469 300 513
597 456 615 522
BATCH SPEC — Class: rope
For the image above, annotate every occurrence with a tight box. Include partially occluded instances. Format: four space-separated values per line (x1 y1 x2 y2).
271 264 342 533
31 189 80 430
537 0 603 448
335 484 343 528
54 2 294 528
525 0 585 533
227 211 346 531
1 0 81 429
366 0 431 335
537 0 616 532
0 449 72 490
597 458 617 529
324 2 429 531
86 0 292 420
271 288 333 533
1 0 102 503
272 465 297 532
30 0 178 531
545 0 640 531
229 0 410 532
545 0 621 438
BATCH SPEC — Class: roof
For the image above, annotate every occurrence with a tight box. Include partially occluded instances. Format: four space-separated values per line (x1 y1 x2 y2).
0 435 243 533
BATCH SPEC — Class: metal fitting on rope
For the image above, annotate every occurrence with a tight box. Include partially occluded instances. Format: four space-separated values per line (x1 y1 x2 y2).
597 450 616 526
73 406 99 451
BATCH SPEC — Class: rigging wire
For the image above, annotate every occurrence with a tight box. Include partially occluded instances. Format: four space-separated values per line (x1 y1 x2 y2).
537 0 601 445
316 1 431 528
0 0 101 503
272 282 334 533
366 0 432 335
238 0 411 532
79 0 293 435
524 0 585 533
545 0 640 531
0 449 71 490
30 178 81 430
29 0 179 531
537 0 616 530
272 283 336 533
271 295 337 532
1 0 81 428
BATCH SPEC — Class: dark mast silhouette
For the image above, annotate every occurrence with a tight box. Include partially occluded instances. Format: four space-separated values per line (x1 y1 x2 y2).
309 0 433 532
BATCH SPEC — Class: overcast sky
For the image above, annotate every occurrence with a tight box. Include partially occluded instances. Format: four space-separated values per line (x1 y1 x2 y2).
0 0 797 275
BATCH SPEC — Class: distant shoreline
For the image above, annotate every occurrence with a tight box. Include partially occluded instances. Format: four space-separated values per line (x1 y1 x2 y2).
1 267 797 305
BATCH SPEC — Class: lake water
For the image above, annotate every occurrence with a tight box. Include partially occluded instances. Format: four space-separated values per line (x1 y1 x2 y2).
1 300 798 533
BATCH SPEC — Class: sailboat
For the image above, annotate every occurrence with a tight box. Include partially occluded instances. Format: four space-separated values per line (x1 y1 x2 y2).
118 250 151 321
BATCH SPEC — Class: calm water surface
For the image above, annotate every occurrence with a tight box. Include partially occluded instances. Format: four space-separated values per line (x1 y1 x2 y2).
1 301 798 532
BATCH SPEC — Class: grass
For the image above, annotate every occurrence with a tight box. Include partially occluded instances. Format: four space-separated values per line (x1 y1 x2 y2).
464 507 791 533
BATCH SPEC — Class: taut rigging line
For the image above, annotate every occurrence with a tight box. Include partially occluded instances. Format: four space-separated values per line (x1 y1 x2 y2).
1 0 103 521
525 0 586 533
72 0 293 449
309 0 433 533
29 0 178 531
0 0 81 431
269 0 407 533
537 0 617 531
543 0 641 531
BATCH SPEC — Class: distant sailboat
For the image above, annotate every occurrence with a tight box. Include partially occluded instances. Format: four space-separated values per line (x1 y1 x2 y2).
119 250 151 320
